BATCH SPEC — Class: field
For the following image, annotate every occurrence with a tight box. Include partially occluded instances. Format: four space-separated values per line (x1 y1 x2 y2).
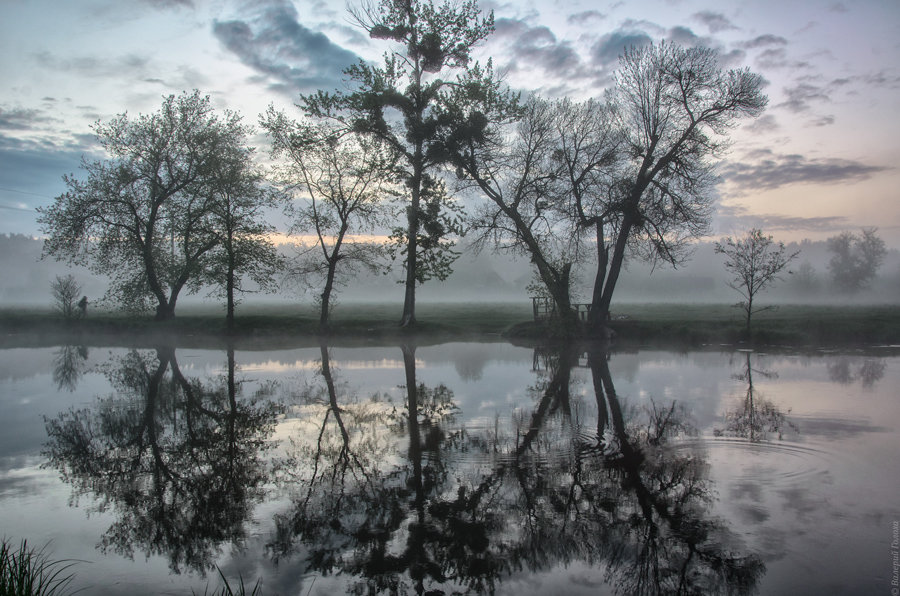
0 301 898 348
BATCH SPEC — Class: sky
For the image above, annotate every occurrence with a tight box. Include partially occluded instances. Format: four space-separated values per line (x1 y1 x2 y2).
1 0 899 247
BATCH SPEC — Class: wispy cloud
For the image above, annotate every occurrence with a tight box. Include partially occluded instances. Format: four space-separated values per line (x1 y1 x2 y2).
566 10 605 25
692 11 739 34
720 150 889 193
212 1 359 96
716 203 848 233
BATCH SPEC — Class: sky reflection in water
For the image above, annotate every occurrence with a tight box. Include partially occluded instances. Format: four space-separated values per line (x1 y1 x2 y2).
0 343 897 595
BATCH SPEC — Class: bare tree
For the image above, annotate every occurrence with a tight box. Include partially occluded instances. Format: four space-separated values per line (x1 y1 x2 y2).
587 42 767 332
715 228 799 337
827 227 887 292
51 274 82 319
262 115 394 328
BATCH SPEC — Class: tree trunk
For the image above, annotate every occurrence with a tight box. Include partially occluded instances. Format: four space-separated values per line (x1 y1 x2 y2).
587 222 609 333
320 258 338 329
595 213 636 326
400 166 422 328
226 265 235 332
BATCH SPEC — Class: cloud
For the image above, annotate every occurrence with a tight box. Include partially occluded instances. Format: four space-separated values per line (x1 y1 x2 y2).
494 18 584 77
739 34 788 50
212 1 359 96
34 51 151 78
591 30 653 67
0 107 54 131
566 10 605 25
720 150 889 193
715 203 848 233
692 11 739 33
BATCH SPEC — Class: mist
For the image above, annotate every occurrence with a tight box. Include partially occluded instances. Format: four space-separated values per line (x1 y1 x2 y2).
2 233 898 313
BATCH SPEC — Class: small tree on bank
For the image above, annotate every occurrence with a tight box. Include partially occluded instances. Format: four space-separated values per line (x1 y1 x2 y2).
715 228 799 337
51 274 82 319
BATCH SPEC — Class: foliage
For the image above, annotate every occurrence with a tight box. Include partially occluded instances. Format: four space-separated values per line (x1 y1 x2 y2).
37 91 252 320
826 227 887 292
715 228 799 335
0 538 79 596
300 0 499 325
50 274 81 319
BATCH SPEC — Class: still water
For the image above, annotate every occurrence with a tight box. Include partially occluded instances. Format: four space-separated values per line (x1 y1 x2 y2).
1 341 898 595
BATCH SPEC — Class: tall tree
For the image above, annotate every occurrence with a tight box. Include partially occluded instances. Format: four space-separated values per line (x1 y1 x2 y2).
301 0 495 327
826 227 887 292
204 139 282 332
590 42 766 331
715 228 799 337
37 91 247 320
262 115 394 328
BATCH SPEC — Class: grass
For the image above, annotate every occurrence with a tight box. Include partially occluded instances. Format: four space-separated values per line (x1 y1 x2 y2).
194 568 262 596
0 301 898 348
0 538 79 596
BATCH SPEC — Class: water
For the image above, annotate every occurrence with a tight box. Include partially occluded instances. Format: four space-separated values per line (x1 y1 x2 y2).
1 341 898 595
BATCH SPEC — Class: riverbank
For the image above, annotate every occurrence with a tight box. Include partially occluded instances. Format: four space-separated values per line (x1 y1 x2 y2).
1 302 898 348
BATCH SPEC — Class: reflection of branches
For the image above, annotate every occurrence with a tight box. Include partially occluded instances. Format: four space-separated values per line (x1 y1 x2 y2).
269 344 763 595
43 346 279 574
716 352 798 441
52 345 89 392
827 356 886 388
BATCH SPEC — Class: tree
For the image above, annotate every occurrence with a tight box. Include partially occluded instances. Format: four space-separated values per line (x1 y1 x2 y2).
262 115 394 328
203 138 282 332
585 42 767 332
38 91 249 320
447 42 765 335
300 0 496 327
448 97 585 332
715 228 799 337
826 227 887 292
51 274 82 319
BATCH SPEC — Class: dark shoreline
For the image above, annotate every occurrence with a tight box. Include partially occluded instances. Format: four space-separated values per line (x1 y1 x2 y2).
1 302 898 350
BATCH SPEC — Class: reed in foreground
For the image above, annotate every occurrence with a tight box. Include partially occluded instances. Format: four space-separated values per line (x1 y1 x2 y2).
0 538 78 596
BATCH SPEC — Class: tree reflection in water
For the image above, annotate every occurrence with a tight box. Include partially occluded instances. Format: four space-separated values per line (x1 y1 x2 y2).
715 352 798 442
52 344 89 392
273 343 765 595
42 346 281 574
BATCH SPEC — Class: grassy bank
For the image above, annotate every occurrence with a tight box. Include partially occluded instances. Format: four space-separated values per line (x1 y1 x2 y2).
1 302 898 348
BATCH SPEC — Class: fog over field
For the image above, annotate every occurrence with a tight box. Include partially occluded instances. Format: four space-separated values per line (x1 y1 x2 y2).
3 233 898 312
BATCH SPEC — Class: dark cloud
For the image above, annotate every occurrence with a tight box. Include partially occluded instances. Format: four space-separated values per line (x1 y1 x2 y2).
692 11 739 33
720 150 889 193
591 30 653 66
492 17 585 80
566 10 605 25
212 1 359 96
0 107 53 131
